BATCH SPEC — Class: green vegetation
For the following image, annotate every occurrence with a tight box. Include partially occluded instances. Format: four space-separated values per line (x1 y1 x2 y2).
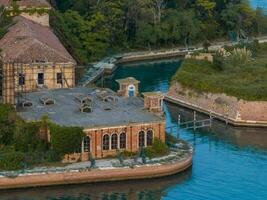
0 104 84 171
144 138 169 159
172 42 267 101
50 124 84 156
0 6 13 39
50 0 267 64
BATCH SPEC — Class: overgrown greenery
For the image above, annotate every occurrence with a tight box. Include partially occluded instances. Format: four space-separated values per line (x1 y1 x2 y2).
51 0 267 65
0 6 13 39
172 42 267 101
49 124 84 156
144 138 169 159
0 104 84 171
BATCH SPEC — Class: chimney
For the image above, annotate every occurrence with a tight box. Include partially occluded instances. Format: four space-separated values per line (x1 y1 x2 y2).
116 77 140 98
143 92 164 114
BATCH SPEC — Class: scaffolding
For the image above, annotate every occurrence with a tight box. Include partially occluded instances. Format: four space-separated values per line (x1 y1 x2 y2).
0 62 76 109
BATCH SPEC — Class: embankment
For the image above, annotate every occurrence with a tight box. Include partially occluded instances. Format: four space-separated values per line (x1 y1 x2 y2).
0 155 192 190
166 82 267 127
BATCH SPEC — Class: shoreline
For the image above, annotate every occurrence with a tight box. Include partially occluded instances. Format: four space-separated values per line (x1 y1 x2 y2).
0 155 192 190
165 83 267 127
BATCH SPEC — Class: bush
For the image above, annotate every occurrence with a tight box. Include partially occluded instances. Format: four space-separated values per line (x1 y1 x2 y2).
50 123 85 156
13 120 48 152
24 150 61 166
165 133 179 147
228 47 252 66
144 138 169 159
0 151 24 171
0 104 17 145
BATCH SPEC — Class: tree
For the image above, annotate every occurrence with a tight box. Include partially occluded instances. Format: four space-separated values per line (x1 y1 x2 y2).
221 2 255 41
255 7 267 36
0 104 17 145
178 10 201 49
50 124 84 156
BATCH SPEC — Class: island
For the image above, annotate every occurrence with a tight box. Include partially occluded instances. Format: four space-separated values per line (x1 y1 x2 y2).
166 42 267 127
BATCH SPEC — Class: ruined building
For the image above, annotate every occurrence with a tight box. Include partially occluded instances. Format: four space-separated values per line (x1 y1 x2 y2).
0 0 76 105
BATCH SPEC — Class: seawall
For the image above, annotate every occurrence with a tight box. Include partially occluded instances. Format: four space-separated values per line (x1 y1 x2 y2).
0 156 192 190
166 82 267 127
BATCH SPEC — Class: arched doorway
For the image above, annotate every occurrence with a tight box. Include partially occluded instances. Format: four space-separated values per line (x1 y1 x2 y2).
139 131 145 147
128 84 135 97
119 132 126 149
147 130 153 146
103 134 110 150
83 136 90 152
111 134 118 149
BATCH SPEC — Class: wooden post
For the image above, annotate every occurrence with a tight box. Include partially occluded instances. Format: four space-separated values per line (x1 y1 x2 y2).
193 111 196 131
209 113 212 127
177 114 181 138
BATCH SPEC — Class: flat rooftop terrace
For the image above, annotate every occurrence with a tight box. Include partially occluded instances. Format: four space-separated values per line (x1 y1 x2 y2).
18 87 164 128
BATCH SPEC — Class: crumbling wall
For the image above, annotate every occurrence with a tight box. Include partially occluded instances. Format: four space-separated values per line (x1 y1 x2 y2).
168 82 267 122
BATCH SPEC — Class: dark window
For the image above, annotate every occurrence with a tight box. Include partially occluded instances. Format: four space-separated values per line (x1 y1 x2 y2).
83 136 90 152
139 131 145 147
103 134 110 150
18 73 25 86
147 130 153 146
57 73 63 84
111 134 118 150
38 73 44 85
119 133 126 149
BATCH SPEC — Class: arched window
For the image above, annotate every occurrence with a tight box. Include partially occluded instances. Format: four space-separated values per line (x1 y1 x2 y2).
83 136 90 152
111 134 118 150
119 133 126 149
147 130 153 146
103 134 110 150
139 131 145 147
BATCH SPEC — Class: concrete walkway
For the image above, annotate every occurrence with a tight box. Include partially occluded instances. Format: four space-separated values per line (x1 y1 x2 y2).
0 141 193 178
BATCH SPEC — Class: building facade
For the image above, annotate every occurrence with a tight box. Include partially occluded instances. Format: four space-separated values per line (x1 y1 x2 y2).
0 0 76 105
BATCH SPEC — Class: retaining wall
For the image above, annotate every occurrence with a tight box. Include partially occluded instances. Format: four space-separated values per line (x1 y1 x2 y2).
0 156 192 190
166 82 267 127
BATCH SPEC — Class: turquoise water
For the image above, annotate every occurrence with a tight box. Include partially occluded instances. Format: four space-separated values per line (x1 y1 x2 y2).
1 59 267 200
251 0 267 10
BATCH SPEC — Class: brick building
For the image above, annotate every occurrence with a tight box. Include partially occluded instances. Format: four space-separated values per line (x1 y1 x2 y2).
0 0 76 105
19 78 166 161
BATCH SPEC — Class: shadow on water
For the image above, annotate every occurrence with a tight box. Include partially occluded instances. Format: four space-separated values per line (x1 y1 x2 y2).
165 101 267 152
0 169 192 200
97 58 182 93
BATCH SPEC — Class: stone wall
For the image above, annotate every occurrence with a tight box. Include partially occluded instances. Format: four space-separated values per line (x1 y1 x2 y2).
167 82 267 124
20 13 49 27
0 155 192 190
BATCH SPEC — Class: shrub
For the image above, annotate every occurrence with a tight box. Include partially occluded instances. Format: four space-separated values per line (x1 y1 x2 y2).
144 138 169 159
0 151 24 171
0 104 17 145
24 150 61 166
165 133 179 147
13 120 48 152
228 47 252 66
50 123 85 156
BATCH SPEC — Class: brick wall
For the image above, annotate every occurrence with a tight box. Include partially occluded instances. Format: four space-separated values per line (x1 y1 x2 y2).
82 122 165 159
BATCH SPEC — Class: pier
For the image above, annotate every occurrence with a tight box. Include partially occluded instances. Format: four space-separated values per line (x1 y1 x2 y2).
166 111 213 138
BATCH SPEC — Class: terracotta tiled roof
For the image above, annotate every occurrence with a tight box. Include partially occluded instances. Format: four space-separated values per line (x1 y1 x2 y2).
0 16 76 64
0 0 50 7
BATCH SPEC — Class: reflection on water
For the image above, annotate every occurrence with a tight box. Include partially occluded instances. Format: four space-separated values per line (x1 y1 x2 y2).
0 170 192 200
1 58 267 200
97 58 182 93
166 102 267 152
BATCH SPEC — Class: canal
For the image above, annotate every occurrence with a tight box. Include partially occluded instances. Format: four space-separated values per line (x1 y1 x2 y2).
1 58 267 200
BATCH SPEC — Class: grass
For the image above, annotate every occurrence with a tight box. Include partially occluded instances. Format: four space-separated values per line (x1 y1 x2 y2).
172 43 267 101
